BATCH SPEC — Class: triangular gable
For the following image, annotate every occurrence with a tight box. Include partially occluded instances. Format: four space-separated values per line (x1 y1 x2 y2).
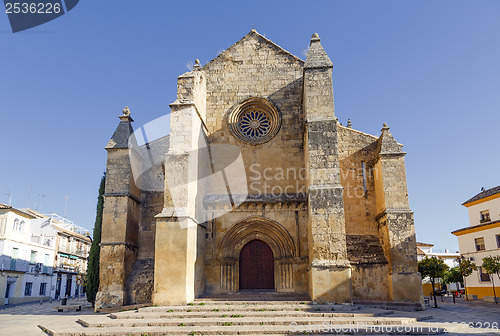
202 30 304 70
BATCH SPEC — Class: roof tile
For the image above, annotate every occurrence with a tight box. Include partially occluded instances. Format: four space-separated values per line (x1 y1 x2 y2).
462 185 500 205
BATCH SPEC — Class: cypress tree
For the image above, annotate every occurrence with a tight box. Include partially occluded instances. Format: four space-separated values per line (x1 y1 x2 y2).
86 173 105 306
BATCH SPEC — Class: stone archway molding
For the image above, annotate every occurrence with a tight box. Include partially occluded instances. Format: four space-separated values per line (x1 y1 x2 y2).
217 216 296 260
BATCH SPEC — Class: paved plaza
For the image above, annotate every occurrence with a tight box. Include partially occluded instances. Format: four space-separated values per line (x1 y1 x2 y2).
0 297 499 335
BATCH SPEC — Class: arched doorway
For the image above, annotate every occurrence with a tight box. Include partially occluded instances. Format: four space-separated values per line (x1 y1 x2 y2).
239 239 274 290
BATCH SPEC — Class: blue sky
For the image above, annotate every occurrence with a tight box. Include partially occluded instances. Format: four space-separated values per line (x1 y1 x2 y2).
1 1 499 251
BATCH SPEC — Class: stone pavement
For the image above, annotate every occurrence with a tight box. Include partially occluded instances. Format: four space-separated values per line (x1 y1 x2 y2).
0 296 499 335
0 297 94 336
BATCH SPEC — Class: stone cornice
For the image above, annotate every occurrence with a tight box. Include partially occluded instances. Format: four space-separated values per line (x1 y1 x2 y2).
375 209 414 221
103 193 141 204
100 242 138 249
169 99 208 132
203 193 307 211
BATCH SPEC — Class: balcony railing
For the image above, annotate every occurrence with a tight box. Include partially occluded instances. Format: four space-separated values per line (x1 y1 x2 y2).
1 259 53 274
58 248 89 258
56 264 80 273
31 235 54 247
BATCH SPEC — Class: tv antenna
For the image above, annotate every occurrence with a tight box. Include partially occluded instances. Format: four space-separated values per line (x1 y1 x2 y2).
27 184 33 208
64 195 69 218
3 190 12 206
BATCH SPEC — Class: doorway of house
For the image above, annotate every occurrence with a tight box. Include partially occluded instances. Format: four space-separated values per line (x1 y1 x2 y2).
4 283 11 305
239 239 274 290
65 276 72 297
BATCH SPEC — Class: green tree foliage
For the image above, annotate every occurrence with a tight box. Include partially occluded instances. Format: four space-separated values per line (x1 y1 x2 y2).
457 257 476 300
482 256 500 304
418 257 449 308
443 266 463 286
86 174 105 305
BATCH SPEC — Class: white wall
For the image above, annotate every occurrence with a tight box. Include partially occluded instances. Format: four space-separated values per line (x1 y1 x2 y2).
458 227 500 255
0 210 58 303
467 197 500 227
458 226 500 288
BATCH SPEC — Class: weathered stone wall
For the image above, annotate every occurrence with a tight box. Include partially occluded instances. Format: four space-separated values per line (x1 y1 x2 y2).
202 31 306 196
137 190 163 260
200 31 310 297
125 258 154 304
337 126 379 236
346 235 389 300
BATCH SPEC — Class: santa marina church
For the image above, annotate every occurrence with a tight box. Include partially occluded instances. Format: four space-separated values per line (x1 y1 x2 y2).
96 30 424 309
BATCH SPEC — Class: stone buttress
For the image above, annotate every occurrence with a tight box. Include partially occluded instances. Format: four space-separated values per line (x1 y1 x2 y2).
303 34 353 304
374 124 424 306
152 61 207 305
96 108 140 308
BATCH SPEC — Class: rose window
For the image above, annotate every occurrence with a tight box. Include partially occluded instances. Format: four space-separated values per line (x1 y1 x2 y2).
227 98 281 144
239 110 271 139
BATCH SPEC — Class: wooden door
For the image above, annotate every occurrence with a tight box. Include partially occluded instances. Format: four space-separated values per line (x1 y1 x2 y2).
239 240 274 290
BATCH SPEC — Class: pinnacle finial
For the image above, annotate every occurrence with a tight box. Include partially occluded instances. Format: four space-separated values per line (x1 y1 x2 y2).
347 119 352 128
193 59 200 69
311 33 320 44
119 106 133 122
382 122 389 130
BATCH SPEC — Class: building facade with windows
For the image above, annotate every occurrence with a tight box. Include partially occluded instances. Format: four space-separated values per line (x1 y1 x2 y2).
24 210 91 300
0 204 56 306
452 185 500 299
0 205 91 306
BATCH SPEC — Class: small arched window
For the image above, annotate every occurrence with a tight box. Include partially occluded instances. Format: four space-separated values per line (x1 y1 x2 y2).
19 220 25 231
13 218 19 231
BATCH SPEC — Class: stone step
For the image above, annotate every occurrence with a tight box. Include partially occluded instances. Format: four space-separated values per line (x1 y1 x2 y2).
139 303 360 312
196 293 311 302
78 315 418 328
353 300 423 312
109 309 394 319
39 323 445 335
190 300 316 305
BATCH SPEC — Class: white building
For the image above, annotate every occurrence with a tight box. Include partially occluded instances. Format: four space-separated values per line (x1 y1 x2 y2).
0 204 91 306
416 242 460 268
0 204 56 306
23 210 91 301
416 242 461 295
452 185 500 300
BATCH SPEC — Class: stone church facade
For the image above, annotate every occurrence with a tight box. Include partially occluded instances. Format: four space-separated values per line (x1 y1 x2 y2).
96 30 424 309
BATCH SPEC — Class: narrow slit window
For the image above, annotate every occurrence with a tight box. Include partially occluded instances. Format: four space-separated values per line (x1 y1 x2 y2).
361 161 367 194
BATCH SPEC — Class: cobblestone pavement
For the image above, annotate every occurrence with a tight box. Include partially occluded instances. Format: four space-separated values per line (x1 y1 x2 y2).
0 297 499 336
